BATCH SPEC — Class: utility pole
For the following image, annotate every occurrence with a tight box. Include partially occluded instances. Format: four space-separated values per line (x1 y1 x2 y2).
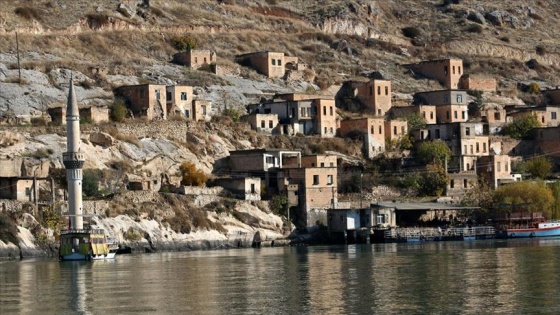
16 32 21 84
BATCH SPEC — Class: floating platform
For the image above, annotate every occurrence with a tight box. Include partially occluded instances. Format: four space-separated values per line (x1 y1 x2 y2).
377 226 496 243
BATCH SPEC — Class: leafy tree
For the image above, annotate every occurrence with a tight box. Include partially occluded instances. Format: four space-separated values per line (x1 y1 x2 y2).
418 162 449 197
270 195 288 217
171 35 198 51
548 182 560 220
404 112 426 132
416 140 451 165
523 156 553 179
502 114 540 139
179 162 208 186
467 90 484 118
461 177 495 222
494 181 554 219
527 82 541 94
222 108 241 122
110 98 127 122
82 169 100 197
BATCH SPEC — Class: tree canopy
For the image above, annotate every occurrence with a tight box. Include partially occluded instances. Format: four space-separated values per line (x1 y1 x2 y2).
416 140 451 165
494 181 554 219
523 156 553 179
179 162 208 186
502 114 540 139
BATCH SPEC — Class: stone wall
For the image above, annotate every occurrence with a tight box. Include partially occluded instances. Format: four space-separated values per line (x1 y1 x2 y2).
83 200 111 215
0 199 23 213
117 120 191 142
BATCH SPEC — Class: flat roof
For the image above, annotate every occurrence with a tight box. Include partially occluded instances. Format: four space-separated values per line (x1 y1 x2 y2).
373 202 478 211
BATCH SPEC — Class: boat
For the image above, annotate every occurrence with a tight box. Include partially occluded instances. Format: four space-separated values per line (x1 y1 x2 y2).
59 228 118 261
505 221 560 238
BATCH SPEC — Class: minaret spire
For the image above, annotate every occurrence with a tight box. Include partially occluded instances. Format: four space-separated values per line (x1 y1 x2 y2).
63 76 85 230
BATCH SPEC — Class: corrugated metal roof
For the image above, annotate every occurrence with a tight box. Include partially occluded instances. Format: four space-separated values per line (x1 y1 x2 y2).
373 202 478 210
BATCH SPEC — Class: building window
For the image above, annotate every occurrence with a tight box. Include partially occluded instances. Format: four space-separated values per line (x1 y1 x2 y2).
430 112 434 119
370 86 373 96
330 127 333 133
324 127 327 133
261 120 265 128
462 111 466 119
330 106 333 116
552 112 557 120
446 111 450 119
457 95 463 103
470 145 473 154
321 162 325 167
463 179 468 188
377 86 381 95
444 96 449 103
377 214 386 224
330 162 334 167
278 59 282 66
453 66 456 75
465 127 470 136
385 86 389 95
483 142 487 152
251 184 255 194
301 108 305 117
494 112 501 121
435 129 440 139
313 175 319 185
450 180 455 188
269 120 273 128
379 126 382 134
401 126 405 135
444 66 448 75
422 111 426 118
167 92 172 100
266 156 274 164
327 175 333 185
505 162 509 172
458 66 461 74
371 126 374 134
377 109 382 116
202 105 207 115
180 92 187 101
272 59 276 65
185 110 190 118
497 162 501 172
155 89 161 100
463 145 467 154
476 143 480 153
393 126 397 135
454 111 458 119
204 57 207 63
323 106 327 115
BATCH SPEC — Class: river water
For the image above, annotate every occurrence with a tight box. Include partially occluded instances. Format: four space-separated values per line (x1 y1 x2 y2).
1 239 560 314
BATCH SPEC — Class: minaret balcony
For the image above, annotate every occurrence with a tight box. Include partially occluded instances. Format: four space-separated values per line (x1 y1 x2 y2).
63 152 85 169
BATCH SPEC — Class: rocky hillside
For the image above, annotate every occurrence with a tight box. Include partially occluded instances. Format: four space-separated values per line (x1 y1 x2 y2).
1 0 560 257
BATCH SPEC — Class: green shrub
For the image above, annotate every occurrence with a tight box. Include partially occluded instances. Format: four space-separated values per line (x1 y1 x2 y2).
502 114 540 139
110 98 127 122
527 82 541 94
83 169 101 197
171 35 198 51
467 24 483 33
223 108 241 122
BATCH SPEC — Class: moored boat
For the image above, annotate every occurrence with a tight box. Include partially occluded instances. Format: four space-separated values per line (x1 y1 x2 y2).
59 228 118 261
506 221 560 238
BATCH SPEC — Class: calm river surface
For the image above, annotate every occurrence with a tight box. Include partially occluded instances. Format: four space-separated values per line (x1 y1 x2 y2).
2 239 560 314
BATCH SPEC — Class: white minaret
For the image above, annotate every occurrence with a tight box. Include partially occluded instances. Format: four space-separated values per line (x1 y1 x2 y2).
63 77 85 230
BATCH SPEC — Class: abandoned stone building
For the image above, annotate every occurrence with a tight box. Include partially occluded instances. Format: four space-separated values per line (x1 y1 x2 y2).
342 79 393 116
458 74 497 92
235 51 303 79
213 177 261 201
339 117 386 158
48 106 109 124
414 90 469 124
506 105 560 128
115 84 167 120
246 96 337 137
172 49 217 69
404 58 463 89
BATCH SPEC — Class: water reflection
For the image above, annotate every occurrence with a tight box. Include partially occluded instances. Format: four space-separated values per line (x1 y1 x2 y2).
1 239 560 314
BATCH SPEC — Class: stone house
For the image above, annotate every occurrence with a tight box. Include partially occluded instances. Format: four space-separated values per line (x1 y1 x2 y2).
345 79 392 116
447 172 477 196
533 126 560 159
114 84 167 120
459 74 497 92
48 106 109 124
384 119 408 142
481 105 507 134
192 100 211 121
280 165 338 228
246 97 337 137
236 51 301 79
404 58 463 89
166 85 193 118
0 157 51 202
476 155 515 188
506 105 560 127
301 154 337 168
339 117 386 158
125 174 161 192
247 113 279 134
213 177 261 201
172 49 217 69
390 105 437 125
421 122 489 172
414 90 468 123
